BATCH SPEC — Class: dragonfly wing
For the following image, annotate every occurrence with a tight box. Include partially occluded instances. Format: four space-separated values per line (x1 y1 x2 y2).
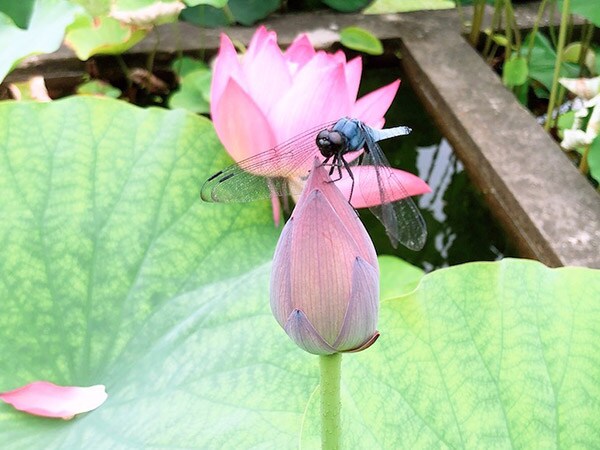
201 122 334 203
361 133 427 250
201 149 297 202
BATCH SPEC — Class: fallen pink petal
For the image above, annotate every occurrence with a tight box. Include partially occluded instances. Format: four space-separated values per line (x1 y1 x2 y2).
0 381 107 419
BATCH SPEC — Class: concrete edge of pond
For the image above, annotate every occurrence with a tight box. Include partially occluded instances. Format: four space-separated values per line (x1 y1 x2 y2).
398 21 600 269
3 4 599 268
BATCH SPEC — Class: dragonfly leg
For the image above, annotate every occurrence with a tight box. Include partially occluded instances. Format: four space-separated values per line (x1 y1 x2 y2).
340 155 355 203
329 157 343 179
326 156 344 182
321 155 354 202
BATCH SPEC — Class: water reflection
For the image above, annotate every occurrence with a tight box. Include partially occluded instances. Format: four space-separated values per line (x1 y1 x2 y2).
360 67 515 271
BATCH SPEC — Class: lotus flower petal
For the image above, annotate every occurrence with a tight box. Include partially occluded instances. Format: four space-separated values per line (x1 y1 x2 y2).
345 57 362 105
332 165 432 209
353 80 400 128
331 49 348 64
211 34 245 111
246 26 276 61
284 309 338 355
289 189 358 342
298 160 378 266
333 256 379 351
270 217 294 326
212 78 277 163
346 331 380 352
243 31 292 116
284 34 316 73
0 381 107 419
269 53 351 141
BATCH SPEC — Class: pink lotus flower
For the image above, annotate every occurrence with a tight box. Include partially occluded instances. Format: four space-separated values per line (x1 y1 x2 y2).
270 159 380 355
0 381 107 419
210 26 428 221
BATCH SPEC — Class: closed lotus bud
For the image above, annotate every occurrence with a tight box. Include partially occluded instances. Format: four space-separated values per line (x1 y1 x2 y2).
270 159 380 355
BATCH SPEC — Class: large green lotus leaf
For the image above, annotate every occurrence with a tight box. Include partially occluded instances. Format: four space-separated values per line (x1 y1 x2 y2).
364 0 454 14
300 259 600 448
321 0 371 13
0 0 35 29
64 14 147 60
168 68 212 114
184 0 228 7
527 32 579 91
560 0 600 28
70 0 111 16
0 0 80 83
378 254 424 300
180 0 280 27
0 96 284 448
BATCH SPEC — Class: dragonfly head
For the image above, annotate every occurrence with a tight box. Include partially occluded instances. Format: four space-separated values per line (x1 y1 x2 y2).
316 129 345 157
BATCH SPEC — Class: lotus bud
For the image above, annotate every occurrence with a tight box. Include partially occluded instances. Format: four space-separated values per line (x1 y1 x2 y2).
270 159 380 355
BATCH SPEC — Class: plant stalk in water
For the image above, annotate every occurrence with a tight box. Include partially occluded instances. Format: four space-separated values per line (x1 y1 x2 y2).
526 0 549 64
578 21 595 76
469 0 486 47
579 144 590 175
482 0 503 58
320 353 342 450
544 0 570 132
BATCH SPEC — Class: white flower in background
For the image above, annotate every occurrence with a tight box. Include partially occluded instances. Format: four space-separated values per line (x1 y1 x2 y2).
559 76 600 150
560 77 600 100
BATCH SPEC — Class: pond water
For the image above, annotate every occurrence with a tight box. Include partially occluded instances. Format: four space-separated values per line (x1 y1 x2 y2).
360 68 516 272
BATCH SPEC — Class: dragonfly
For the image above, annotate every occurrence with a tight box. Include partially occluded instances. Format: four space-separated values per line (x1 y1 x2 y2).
201 117 427 251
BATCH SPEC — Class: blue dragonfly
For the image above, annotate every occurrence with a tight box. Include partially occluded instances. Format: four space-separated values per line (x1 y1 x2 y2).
201 118 427 250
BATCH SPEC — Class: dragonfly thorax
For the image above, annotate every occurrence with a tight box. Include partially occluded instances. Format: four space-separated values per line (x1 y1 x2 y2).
316 129 347 158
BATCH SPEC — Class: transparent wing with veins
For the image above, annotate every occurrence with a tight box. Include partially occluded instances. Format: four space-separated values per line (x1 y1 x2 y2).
201 122 336 203
361 126 427 251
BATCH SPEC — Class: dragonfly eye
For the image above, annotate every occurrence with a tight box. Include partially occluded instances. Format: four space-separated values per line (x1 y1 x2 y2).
316 130 344 156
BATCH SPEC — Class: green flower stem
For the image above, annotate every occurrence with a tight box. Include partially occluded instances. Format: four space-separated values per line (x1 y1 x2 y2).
320 353 342 450
544 0 570 132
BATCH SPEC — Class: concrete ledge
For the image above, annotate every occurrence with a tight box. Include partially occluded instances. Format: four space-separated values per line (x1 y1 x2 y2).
3 5 599 267
399 25 600 268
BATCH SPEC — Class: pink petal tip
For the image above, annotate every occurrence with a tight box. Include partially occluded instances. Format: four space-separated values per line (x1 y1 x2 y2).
333 165 431 209
0 381 108 419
